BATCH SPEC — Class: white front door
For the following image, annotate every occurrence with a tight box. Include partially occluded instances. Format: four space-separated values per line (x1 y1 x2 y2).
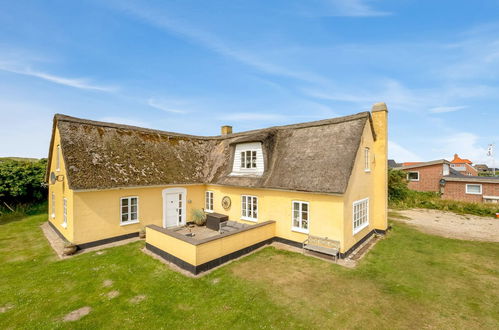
162 188 186 228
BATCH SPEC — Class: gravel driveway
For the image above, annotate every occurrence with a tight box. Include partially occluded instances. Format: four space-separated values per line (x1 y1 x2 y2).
390 209 499 242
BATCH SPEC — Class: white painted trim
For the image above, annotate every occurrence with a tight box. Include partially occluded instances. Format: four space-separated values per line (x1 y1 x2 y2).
291 201 310 234
483 195 499 200
162 187 187 228
364 147 370 172
120 220 140 226
465 184 482 195
205 191 214 212
51 192 56 219
352 197 369 235
240 216 258 222
231 142 264 176
62 197 68 229
120 196 140 225
407 171 420 182
241 195 258 222
56 145 61 172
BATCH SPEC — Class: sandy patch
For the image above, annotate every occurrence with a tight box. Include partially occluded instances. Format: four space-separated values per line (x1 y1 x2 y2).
106 290 120 299
0 304 14 313
62 306 92 322
129 295 146 304
103 279 113 287
391 209 499 242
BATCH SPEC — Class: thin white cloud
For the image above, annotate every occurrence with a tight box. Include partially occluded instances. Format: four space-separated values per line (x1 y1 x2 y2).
431 132 493 166
389 141 422 162
107 1 328 85
0 64 117 92
429 105 467 113
147 98 188 114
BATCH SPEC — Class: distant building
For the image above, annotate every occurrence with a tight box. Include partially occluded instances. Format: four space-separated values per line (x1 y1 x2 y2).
388 159 401 169
449 153 478 176
394 160 499 203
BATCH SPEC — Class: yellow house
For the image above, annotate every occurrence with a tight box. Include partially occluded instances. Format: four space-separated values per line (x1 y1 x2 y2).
46 102 388 274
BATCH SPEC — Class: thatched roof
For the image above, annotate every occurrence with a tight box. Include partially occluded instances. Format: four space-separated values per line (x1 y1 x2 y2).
47 112 374 194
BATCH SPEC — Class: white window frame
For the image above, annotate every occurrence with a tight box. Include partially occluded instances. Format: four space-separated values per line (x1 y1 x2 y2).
465 184 482 195
62 198 68 228
205 191 214 213
353 198 369 234
364 147 370 172
291 201 309 234
407 171 419 182
51 192 56 219
241 195 258 222
120 196 140 226
56 145 61 172
240 150 257 169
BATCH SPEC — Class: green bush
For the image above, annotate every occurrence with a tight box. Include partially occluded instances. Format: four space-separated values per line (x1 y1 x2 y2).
388 169 410 201
389 184 499 217
0 159 47 210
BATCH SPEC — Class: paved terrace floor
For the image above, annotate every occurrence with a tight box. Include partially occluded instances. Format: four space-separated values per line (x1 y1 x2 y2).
172 226 220 240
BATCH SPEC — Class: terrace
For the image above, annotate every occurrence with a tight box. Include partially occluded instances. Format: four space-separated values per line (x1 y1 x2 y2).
145 220 276 275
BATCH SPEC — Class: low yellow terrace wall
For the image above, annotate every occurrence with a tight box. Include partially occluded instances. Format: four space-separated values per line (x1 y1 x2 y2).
196 221 275 265
146 226 197 265
145 221 276 274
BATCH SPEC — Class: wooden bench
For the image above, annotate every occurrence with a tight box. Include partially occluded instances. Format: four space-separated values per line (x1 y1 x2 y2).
303 235 340 260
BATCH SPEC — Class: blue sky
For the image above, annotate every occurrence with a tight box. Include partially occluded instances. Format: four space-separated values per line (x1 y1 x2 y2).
0 0 498 165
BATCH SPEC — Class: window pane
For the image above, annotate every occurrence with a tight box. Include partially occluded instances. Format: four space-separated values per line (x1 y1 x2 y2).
121 198 128 206
131 205 137 213
246 152 251 168
122 214 128 222
131 197 137 205
467 185 481 193
302 219 308 229
252 151 257 168
302 203 308 212
122 206 128 213
302 211 308 221
130 212 137 220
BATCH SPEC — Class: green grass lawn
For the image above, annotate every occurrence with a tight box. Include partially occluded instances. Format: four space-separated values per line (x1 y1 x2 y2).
1 209 498 329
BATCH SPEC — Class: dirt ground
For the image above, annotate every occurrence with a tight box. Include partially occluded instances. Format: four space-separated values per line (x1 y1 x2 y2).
390 209 499 242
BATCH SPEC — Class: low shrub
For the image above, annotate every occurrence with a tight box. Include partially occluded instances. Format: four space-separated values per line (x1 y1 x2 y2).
390 189 499 217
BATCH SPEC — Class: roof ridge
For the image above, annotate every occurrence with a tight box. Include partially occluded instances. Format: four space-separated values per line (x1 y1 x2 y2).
54 111 370 140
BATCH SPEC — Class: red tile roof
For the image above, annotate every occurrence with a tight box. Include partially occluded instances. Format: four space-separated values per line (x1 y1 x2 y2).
451 154 473 164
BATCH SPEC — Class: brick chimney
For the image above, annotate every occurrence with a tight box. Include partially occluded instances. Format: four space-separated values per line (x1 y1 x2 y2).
221 125 233 135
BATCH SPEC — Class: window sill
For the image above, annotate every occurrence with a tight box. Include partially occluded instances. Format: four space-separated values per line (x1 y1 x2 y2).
353 222 369 235
205 209 214 213
240 216 258 222
61 222 67 229
465 192 482 195
292 227 309 234
120 220 140 226
364 169 371 173
51 214 55 219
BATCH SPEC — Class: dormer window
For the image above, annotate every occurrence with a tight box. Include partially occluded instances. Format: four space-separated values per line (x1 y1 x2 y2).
241 150 257 169
231 142 264 176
